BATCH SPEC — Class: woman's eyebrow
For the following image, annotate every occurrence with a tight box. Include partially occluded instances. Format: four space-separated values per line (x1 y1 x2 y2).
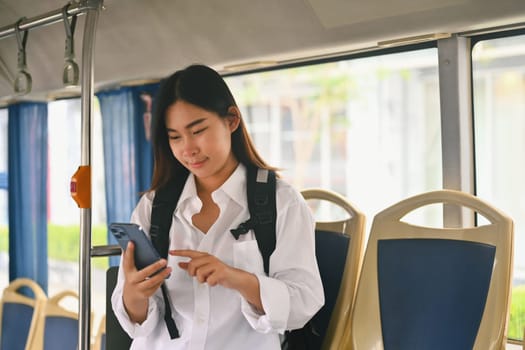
185 118 206 129
167 118 207 132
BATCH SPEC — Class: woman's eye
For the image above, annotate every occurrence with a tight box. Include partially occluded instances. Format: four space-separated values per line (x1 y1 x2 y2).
168 135 180 141
193 127 207 135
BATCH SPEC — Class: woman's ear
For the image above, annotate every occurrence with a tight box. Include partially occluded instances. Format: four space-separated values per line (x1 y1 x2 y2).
226 106 241 132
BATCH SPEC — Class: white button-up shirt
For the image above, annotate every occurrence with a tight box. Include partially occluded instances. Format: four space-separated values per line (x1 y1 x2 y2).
112 164 324 350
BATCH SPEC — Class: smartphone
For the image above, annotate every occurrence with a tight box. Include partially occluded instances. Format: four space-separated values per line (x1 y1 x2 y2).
109 223 165 275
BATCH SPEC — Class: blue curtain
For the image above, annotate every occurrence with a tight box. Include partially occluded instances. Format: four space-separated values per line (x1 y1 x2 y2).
8 102 48 291
97 83 158 265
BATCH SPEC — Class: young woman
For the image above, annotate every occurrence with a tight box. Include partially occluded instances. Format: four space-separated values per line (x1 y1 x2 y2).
111 64 324 349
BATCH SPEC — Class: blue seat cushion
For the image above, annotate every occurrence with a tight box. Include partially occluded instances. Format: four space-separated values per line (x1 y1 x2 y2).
377 238 495 350
43 316 78 350
1 302 34 350
310 230 350 348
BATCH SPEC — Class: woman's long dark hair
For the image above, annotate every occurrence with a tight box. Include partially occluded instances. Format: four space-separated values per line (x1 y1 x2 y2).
149 64 277 191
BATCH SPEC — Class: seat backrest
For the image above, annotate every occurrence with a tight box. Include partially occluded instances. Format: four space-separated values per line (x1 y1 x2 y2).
105 267 132 350
349 189 513 350
31 290 80 350
92 315 106 350
301 188 366 350
0 278 47 350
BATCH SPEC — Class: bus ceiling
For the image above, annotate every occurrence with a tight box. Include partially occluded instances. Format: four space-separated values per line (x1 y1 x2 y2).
0 0 524 101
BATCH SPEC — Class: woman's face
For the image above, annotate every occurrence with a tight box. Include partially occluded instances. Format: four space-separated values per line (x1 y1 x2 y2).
165 100 240 189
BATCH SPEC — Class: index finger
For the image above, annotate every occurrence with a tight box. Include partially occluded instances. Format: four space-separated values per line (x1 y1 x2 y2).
168 249 206 258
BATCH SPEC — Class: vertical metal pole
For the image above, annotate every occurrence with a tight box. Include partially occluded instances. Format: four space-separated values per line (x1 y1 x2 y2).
438 35 475 227
79 2 100 349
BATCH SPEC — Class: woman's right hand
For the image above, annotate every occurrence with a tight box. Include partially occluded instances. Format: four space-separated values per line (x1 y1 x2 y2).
121 241 172 324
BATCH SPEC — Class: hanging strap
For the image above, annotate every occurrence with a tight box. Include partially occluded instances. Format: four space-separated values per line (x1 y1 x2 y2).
13 17 32 94
61 4 79 86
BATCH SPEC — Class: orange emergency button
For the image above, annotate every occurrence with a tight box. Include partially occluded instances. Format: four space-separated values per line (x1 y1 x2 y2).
70 165 91 208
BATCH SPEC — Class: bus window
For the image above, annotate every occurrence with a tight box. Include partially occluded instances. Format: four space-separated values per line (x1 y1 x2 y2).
226 47 442 229
473 32 525 341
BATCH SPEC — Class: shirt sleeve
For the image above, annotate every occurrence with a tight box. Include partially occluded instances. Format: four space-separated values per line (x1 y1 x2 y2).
111 276 165 338
240 183 325 333
110 192 166 338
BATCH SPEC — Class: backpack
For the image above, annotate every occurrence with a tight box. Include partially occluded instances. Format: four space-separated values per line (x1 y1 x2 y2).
149 165 319 348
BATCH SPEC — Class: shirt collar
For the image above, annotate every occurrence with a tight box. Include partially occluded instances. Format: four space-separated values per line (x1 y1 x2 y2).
216 163 247 207
176 163 247 210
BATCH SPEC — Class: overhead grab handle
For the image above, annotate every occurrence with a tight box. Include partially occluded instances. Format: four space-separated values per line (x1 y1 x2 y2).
13 17 32 95
62 3 79 86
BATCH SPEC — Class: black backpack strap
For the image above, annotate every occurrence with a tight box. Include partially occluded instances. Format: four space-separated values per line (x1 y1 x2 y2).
231 166 276 275
160 284 179 339
150 173 187 339
150 175 186 258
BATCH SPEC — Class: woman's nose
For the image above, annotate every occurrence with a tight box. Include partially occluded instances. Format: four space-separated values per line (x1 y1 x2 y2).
182 140 198 157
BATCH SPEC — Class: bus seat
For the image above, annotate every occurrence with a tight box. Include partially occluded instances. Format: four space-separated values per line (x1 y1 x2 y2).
92 314 106 350
31 290 82 350
0 278 47 350
300 188 366 350
348 189 513 350
105 266 132 350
